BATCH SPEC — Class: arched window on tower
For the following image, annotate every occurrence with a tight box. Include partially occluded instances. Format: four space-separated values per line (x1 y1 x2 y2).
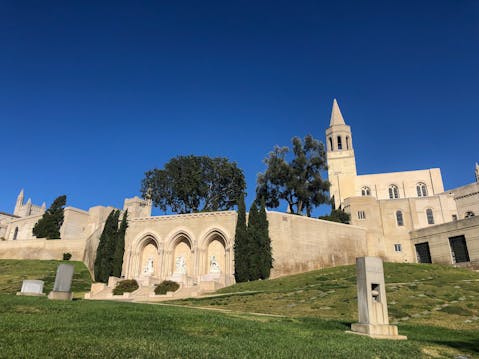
396 210 404 226
465 211 475 218
416 183 428 197
388 185 399 199
361 186 371 196
337 136 342 150
426 208 434 224
346 136 350 150
329 137 333 151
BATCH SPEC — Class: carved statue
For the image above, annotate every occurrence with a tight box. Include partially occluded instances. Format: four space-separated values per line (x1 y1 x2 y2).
209 255 221 273
143 257 154 275
175 256 186 274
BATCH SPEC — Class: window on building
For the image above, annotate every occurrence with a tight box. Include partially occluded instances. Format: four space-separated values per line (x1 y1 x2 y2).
452 214 458 221
465 211 475 218
388 185 399 199
396 210 404 226
357 210 366 220
346 136 350 150
361 186 371 196
426 208 434 224
449 235 470 263
416 183 428 197
13 227 18 241
394 244 402 252
337 136 342 150
329 137 333 151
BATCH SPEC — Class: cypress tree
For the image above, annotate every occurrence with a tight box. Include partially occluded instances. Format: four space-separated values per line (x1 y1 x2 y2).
112 210 128 278
32 195 67 239
247 201 261 281
233 193 249 283
94 209 120 283
258 199 273 279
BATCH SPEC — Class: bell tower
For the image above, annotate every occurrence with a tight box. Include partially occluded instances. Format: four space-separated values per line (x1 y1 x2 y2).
325 99 357 209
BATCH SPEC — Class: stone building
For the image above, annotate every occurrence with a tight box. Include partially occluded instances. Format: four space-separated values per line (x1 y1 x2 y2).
1 99 478 296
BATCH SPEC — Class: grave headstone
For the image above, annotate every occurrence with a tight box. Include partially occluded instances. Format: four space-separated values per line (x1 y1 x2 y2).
349 256 407 339
48 264 74 300
16 280 45 296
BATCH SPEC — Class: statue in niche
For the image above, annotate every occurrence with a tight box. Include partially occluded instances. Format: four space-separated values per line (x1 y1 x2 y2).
209 255 221 273
143 257 154 275
175 256 186 274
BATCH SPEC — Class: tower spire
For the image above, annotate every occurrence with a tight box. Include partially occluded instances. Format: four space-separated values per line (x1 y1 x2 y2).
330 99 346 126
475 162 479 182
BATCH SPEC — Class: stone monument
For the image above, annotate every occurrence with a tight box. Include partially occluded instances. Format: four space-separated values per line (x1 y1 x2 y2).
48 264 74 300
16 280 45 296
350 257 406 339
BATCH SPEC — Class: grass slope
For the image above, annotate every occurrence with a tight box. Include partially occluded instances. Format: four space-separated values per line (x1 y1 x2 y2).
0 260 478 358
0 259 92 296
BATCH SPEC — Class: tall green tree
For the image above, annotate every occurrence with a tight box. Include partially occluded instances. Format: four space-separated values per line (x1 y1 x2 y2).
141 155 246 214
257 199 273 279
112 210 128 278
94 209 121 283
256 135 330 217
233 194 249 283
32 195 67 239
247 202 261 281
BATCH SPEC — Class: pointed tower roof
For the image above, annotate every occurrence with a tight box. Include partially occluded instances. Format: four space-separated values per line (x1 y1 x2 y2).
329 99 346 126
18 189 24 198
26 198 32 204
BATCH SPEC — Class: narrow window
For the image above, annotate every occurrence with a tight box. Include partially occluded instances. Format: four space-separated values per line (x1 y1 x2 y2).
329 137 333 151
452 214 458 221
13 227 18 241
361 186 371 196
465 211 475 218
396 210 404 226
426 208 434 224
394 244 402 252
337 136 342 150
346 136 350 150
357 210 366 220
388 185 399 199
416 183 428 197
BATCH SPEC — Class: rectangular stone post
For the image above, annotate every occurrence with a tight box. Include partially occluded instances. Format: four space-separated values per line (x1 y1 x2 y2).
350 257 406 339
48 264 74 300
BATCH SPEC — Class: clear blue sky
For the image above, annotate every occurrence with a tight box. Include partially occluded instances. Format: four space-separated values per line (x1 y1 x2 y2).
1 1 478 215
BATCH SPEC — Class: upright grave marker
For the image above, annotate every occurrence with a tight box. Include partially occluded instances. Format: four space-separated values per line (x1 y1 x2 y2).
48 264 74 300
350 256 406 340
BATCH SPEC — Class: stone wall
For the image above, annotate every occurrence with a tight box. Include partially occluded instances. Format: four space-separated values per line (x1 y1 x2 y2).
0 239 86 261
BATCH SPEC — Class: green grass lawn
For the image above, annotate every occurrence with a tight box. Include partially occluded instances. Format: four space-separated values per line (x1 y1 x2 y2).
0 259 478 358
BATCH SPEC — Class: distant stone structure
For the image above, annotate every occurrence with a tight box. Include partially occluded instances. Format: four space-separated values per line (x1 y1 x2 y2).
350 257 406 339
0 99 478 299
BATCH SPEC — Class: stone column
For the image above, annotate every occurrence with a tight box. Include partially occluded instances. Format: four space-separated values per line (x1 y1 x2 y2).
350 257 406 340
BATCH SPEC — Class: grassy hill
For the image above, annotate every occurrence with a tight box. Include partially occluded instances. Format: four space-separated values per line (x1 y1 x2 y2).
0 260 478 358
0 259 92 297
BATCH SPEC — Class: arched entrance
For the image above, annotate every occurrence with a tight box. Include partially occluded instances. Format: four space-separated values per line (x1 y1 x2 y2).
205 233 226 275
171 235 193 276
138 236 161 279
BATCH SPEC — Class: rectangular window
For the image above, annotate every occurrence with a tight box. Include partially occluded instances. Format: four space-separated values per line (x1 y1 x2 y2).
394 244 402 252
357 210 366 220
449 235 470 263
452 214 458 221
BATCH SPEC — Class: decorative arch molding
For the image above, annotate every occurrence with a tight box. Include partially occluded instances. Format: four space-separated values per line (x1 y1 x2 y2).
165 227 195 251
198 226 232 250
131 230 163 252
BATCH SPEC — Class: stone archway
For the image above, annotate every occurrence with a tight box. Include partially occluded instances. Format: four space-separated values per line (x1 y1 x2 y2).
171 235 193 277
139 237 160 278
204 234 226 276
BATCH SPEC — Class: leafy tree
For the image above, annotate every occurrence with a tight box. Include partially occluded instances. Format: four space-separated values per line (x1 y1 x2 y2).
32 195 67 239
112 210 128 278
257 135 330 217
141 155 246 214
319 207 350 224
247 202 261 281
94 209 121 283
257 199 273 279
233 194 249 283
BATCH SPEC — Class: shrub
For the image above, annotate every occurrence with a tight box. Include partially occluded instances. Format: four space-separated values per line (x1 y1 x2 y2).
113 279 139 295
63 253 72 261
154 280 180 295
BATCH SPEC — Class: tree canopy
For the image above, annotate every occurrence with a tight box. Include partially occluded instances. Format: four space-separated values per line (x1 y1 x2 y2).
32 195 67 239
256 135 330 217
141 155 246 214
